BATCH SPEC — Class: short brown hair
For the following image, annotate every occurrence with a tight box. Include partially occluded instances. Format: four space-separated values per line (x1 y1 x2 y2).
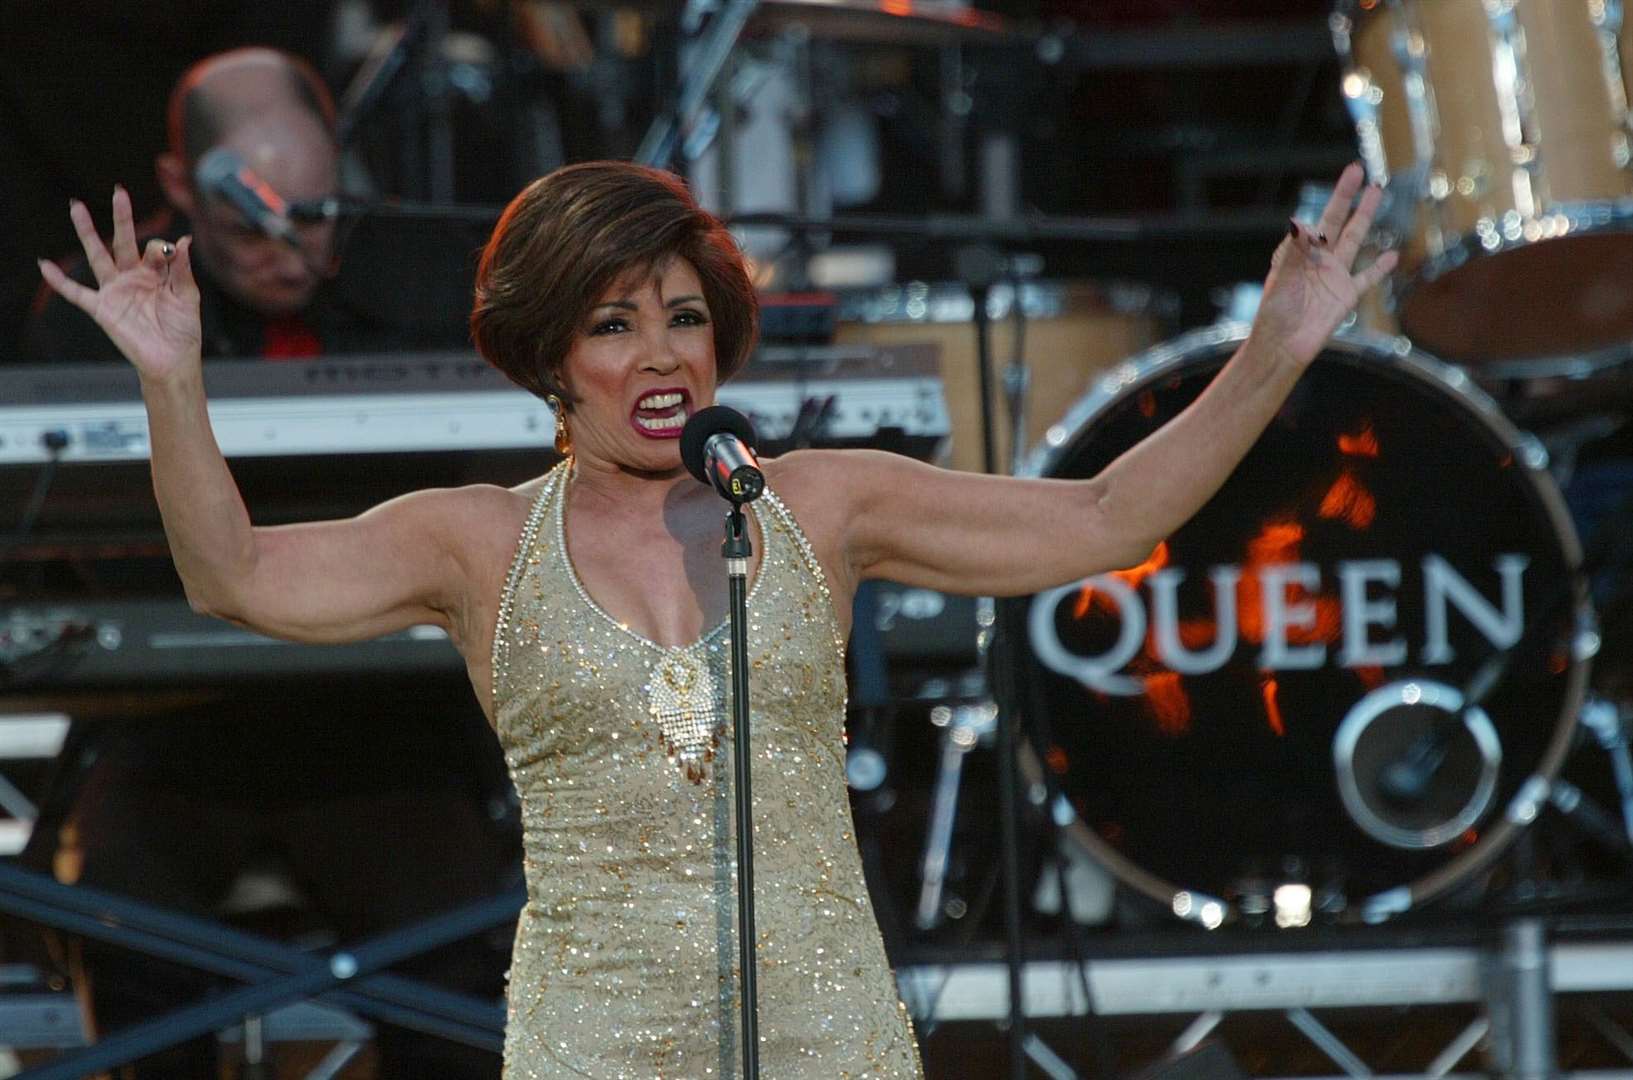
470 162 759 403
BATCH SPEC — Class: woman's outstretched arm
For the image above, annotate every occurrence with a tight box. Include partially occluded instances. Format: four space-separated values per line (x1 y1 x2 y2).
38 187 485 643
806 164 1400 598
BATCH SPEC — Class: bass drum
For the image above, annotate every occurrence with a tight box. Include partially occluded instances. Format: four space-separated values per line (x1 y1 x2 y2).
1004 327 1591 926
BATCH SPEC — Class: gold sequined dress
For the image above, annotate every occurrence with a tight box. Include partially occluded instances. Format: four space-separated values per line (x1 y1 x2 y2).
491 461 923 1079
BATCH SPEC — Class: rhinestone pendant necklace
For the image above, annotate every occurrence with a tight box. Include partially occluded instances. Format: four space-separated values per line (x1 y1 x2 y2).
646 649 726 783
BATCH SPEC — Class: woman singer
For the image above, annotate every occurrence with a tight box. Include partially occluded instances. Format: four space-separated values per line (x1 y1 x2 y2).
39 160 1395 1078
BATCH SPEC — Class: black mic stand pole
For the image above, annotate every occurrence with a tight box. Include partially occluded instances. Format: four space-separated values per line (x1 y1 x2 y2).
723 501 761 1080
959 245 1005 477
957 243 1027 1080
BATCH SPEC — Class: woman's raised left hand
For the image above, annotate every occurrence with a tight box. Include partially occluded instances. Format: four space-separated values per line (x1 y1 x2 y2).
1251 162 1400 367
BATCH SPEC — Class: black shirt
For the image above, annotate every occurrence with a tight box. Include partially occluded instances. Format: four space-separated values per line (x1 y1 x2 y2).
21 211 479 363
22 220 428 364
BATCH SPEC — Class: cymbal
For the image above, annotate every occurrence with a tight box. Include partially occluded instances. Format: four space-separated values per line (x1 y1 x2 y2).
749 0 1018 45
564 0 1018 45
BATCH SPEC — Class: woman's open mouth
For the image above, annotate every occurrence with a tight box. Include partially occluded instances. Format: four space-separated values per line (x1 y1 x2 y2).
630 389 690 437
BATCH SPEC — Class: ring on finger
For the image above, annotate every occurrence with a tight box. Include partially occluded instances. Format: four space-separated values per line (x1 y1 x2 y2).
159 241 176 260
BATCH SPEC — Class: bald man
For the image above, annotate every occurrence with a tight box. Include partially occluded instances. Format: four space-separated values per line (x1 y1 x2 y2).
24 48 399 362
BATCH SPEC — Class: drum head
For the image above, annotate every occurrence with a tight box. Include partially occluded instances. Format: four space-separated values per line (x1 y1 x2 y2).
1006 327 1588 926
1399 232 1633 365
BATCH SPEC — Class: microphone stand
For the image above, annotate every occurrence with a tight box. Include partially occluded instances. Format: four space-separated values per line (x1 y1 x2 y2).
956 244 1027 1080
722 500 761 1080
333 0 454 201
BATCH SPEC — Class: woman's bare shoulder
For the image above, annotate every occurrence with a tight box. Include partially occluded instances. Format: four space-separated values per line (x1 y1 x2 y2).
410 473 556 559
761 449 841 514
761 446 907 511
407 471 560 656
760 446 856 488
759 449 875 598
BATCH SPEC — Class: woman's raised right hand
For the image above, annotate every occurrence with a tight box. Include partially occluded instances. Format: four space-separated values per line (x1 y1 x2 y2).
38 186 203 381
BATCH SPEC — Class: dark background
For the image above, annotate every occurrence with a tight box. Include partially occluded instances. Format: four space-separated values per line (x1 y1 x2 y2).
0 0 1351 360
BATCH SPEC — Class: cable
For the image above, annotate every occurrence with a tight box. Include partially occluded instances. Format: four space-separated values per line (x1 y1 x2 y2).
0 433 92 688
0 432 67 562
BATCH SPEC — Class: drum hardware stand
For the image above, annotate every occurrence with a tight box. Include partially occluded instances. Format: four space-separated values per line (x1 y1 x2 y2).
1545 777 1633 867
1578 697 1633 845
914 700 998 929
0 964 87 1051
635 0 761 169
952 240 1035 1079
1517 699 1633 894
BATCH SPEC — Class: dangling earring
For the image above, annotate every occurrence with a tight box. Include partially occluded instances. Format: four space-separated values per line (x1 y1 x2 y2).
546 394 572 456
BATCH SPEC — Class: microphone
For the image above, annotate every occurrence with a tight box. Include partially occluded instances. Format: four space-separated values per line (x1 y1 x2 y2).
953 244 1008 294
194 147 299 247
681 405 764 504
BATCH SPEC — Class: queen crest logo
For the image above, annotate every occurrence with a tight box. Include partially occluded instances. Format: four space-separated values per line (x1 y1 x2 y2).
1029 547 1529 697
